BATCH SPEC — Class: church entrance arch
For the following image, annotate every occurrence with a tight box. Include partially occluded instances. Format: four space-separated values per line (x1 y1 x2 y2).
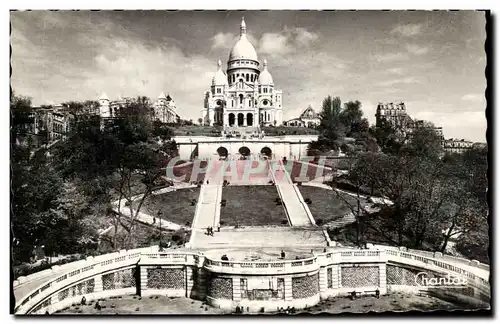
229 113 235 126
237 113 244 126
239 146 251 157
217 147 229 158
261 146 272 158
246 113 253 126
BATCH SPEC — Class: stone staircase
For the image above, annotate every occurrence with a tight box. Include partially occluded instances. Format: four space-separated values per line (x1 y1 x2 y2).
224 126 261 138
270 164 313 227
325 212 356 229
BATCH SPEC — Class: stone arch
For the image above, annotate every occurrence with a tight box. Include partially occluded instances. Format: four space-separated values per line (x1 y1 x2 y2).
229 113 235 126
246 113 253 126
237 113 244 126
217 146 229 157
261 146 272 157
239 146 251 156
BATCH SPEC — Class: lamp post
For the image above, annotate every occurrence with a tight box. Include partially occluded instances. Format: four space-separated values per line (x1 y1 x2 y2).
157 210 163 251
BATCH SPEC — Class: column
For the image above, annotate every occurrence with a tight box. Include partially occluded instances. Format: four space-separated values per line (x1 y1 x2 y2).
139 266 149 296
319 267 328 299
332 264 340 289
186 267 194 298
223 113 228 127
94 273 104 293
379 263 387 294
284 277 293 301
232 277 241 302
243 116 247 127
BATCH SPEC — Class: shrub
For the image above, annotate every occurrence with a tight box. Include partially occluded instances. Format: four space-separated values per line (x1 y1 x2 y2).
281 220 288 225
171 234 181 242
316 218 324 226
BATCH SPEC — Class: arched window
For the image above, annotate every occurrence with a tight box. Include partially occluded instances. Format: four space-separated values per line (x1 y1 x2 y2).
239 94 244 104
246 74 249 82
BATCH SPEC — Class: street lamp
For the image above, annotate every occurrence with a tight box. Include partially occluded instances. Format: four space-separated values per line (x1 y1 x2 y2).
157 210 163 251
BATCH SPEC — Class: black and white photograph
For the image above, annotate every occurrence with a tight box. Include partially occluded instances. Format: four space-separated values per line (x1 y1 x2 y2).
9 8 490 316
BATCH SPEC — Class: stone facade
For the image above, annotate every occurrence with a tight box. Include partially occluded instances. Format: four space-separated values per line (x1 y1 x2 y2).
292 273 319 299
208 276 233 300
202 18 283 127
146 268 185 290
341 266 380 288
98 92 179 123
283 105 320 128
102 268 136 290
16 247 490 315
444 138 474 154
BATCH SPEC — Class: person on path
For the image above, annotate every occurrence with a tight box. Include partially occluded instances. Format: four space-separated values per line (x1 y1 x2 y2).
217 223 221 232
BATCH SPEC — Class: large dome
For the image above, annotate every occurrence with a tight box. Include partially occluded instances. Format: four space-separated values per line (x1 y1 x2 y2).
228 17 258 62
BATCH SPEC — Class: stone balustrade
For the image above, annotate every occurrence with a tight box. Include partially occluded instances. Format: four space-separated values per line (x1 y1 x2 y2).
14 245 490 315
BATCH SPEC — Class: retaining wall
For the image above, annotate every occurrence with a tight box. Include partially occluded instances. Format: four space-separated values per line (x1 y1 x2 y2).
14 246 490 314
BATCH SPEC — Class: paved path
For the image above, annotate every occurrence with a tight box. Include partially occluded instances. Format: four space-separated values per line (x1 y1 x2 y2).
191 227 327 249
188 169 224 246
272 167 312 226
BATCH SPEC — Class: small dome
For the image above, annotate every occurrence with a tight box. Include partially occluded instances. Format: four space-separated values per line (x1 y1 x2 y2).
228 17 258 62
258 59 274 84
98 92 109 101
212 60 228 86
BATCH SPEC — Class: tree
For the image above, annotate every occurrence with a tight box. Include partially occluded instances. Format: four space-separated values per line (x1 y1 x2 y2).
10 93 34 146
439 147 488 260
55 97 177 250
308 96 345 154
198 118 203 125
339 100 363 137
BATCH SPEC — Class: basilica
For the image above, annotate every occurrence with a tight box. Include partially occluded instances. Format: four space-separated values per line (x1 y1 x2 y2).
201 18 283 128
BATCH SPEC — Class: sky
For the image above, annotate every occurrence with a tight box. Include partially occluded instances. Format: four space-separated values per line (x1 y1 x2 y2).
10 10 487 142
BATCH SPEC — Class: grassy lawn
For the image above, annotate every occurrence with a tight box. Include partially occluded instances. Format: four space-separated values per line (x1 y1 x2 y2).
171 125 222 137
298 186 366 224
262 126 319 136
220 185 289 226
138 188 201 226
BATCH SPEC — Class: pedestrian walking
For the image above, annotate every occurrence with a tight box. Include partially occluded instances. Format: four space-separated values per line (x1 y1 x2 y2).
206 227 210 236
210 227 214 236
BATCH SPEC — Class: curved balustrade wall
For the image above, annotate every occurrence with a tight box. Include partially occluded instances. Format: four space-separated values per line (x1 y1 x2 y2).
14 246 490 314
